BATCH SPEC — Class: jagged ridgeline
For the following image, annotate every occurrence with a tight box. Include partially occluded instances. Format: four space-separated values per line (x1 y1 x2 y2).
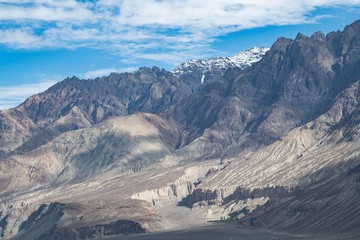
0 20 360 240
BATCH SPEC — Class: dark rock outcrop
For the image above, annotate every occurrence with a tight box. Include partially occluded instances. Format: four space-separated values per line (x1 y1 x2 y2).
13 203 65 240
12 203 147 240
38 220 146 240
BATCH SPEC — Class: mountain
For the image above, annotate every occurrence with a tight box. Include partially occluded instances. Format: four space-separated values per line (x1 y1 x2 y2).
0 113 180 194
0 48 268 159
173 47 269 92
0 66 191 156
0 20 360 240
170 22 360 152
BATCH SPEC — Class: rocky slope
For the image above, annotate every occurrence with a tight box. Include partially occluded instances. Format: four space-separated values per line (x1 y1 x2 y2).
0 113 180 196
0 20 360 240
118 78 360 237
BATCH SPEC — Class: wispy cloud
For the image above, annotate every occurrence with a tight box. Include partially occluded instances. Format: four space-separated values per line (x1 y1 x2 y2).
0 0 359 64
0 75 61 110
81 67 138 79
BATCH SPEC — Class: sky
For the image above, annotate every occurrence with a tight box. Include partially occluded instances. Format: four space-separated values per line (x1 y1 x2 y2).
1 0 360 110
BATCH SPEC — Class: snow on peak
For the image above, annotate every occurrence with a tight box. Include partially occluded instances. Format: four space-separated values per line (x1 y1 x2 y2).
200 74 205 84
229 46 270 67
173 47 270 80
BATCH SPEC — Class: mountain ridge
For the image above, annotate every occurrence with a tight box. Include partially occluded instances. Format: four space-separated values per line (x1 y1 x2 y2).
173 46 269 92
0 47 270 157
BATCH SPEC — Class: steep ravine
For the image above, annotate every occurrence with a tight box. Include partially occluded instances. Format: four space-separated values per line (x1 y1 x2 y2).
130 164 219 205
129 163 292 226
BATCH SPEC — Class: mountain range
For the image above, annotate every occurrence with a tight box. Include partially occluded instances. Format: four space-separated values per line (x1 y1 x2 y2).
0 20 360 240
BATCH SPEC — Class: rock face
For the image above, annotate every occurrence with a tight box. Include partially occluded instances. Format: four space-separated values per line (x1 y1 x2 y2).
0 108 35 156
0 20 360 239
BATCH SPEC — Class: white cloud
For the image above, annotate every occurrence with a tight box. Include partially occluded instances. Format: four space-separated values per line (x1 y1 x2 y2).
0 1 93 22
0 76 61 110
0 0 359 63
0 28 41 48
0 100 24 110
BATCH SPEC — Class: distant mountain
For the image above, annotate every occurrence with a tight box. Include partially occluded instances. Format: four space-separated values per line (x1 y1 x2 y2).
173 47 269 92
0 66 191 156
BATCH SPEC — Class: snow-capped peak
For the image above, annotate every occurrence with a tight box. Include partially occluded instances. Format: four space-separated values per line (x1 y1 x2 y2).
173 47 270 86
229 46 270 67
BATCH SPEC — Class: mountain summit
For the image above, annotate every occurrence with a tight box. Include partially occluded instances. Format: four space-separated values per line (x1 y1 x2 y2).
173 47 269 92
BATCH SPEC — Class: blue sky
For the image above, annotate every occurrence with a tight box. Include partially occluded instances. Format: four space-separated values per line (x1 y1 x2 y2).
1 0 360 109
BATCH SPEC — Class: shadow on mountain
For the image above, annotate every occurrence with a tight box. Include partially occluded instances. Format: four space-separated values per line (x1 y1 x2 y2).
12 202 147 240
240 157 360 234
50 133 173 185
